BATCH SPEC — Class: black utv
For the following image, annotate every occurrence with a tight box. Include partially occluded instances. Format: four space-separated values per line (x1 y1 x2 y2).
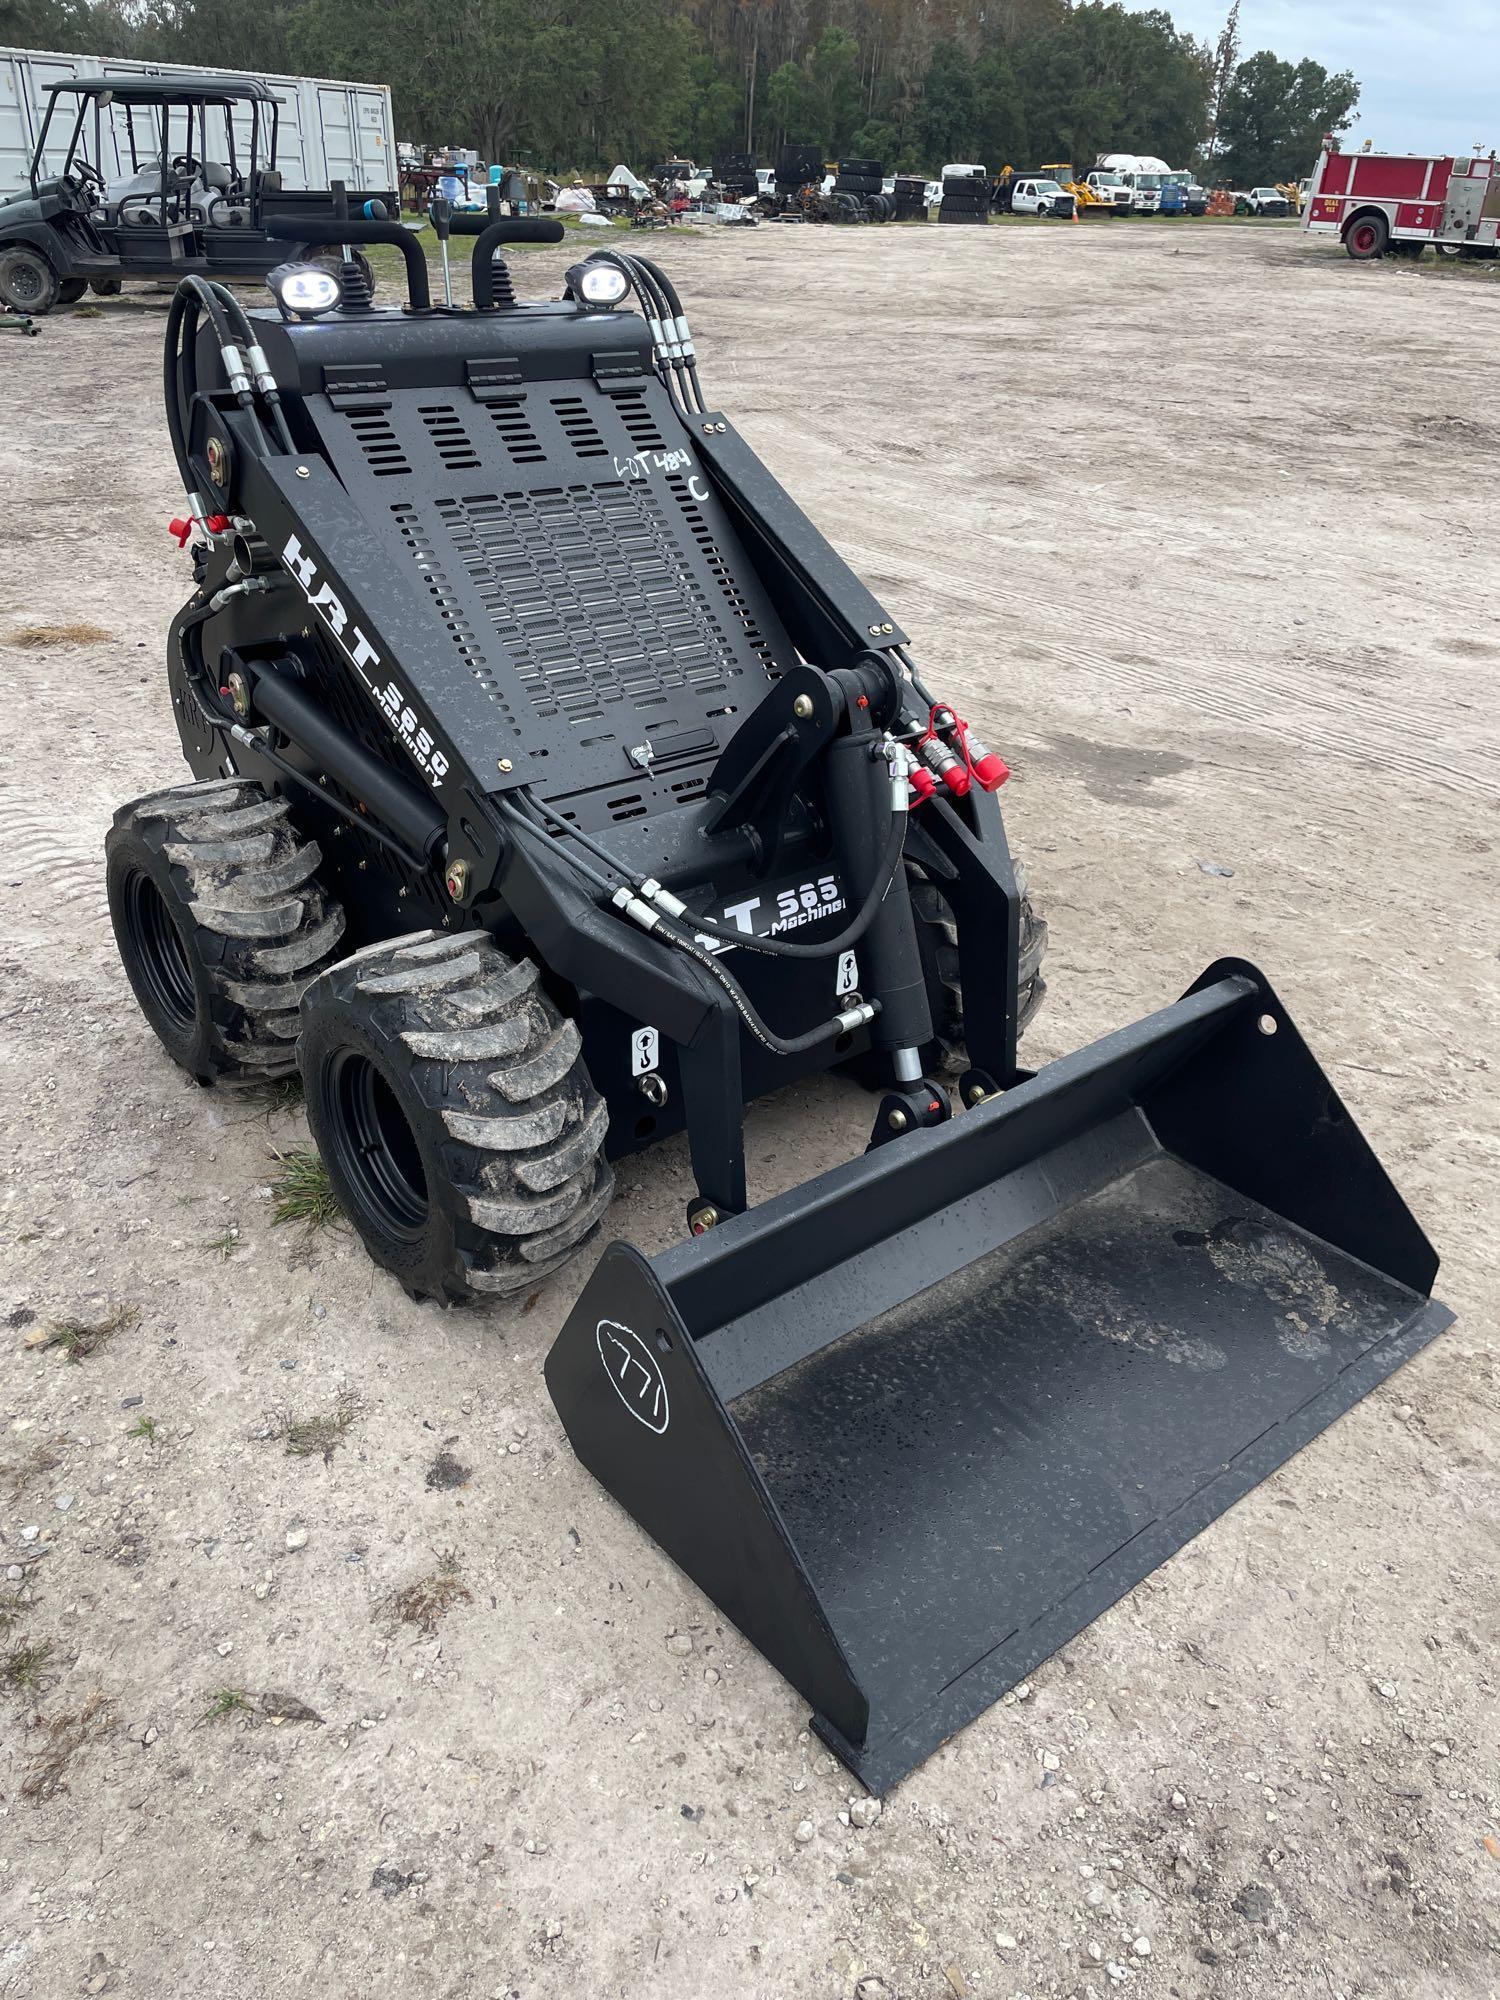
0 74 396 314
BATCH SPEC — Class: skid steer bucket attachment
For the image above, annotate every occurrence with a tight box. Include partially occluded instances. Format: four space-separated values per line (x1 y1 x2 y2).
545 961 1451 1793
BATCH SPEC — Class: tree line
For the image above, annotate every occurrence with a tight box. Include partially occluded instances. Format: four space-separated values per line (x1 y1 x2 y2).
1 0 1359 187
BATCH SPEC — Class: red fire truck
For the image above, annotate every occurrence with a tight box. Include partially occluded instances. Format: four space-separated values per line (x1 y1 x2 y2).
1302 139 1500 260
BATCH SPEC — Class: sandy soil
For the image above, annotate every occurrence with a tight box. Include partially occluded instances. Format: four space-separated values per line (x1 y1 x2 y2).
0 220 1496 2000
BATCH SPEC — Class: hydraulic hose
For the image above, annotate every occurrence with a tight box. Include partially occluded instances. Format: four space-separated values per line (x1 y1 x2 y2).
497 796 873 1058
524 787 908 962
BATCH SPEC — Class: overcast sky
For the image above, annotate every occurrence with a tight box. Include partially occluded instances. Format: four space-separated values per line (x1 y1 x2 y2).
1147 1 1497 157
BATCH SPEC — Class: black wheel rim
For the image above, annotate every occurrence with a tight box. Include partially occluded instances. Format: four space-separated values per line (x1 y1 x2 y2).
8 259 44 303
324 1049 428 1243
121 869 197 1032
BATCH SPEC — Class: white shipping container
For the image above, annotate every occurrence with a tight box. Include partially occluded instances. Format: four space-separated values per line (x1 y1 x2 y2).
0 44 395 198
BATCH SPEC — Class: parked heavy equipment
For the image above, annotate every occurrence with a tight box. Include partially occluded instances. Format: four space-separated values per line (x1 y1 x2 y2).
109 204 1452 1793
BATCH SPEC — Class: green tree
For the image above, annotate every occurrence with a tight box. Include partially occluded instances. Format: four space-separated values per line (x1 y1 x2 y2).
1216 50 1359 185
916 41 977 166
764 57 816 146
804 26 863 157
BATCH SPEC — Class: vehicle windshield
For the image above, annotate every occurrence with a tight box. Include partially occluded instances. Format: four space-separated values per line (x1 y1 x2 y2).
1033 180 1062 193
1136 175 1162 189
1094 174 1124 187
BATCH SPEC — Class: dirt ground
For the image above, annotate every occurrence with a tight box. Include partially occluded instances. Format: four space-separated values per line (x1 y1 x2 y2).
0 218 1496 2000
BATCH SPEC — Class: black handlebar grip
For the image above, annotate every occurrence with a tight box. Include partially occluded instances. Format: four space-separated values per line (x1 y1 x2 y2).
330 177 348 222
449 212 565 241
469 218 567 308
429 196 451 241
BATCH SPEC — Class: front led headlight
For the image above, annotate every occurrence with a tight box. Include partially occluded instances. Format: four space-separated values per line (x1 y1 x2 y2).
566 259 629 307
268 262 342 319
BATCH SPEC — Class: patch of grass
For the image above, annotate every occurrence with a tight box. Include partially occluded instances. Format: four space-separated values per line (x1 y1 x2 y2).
201 1222 240 1262
126 1415 159 1443
271 1390 360 1464
269 1147 343 1232
381 1549 471 1635
2 1638 53 1695
201 1686 253 1723
0 1591 28 1634
45 1303 138 1363
22 1691 112 1801
7 621 115 647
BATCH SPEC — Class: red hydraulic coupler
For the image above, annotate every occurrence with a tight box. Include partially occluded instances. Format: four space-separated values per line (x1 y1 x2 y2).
169 514 229 548
964 732 1010 792
915 727 971 797
928 702 1011 796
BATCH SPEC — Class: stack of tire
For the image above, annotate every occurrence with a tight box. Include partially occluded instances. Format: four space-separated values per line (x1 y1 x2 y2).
940 169 989 224
834 158 891 222
776 144 824 208
893 176 929 221
712 152 759 200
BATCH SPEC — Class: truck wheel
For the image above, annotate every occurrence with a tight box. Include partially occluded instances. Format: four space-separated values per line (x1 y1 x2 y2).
1344 212 1389 260
299 932 613 1303
909 860 1048 1076
57 276 88 305
0 246 59 315
107 779 346 1085
90 278 123 296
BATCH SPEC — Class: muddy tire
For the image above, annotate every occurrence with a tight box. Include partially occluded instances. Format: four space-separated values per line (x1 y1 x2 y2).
1344 211 1389 260
0 246 59 314
56 276 88 304
298 932 613 1304
90 277 123 297
107 778 346 1084
910 860 1048 1076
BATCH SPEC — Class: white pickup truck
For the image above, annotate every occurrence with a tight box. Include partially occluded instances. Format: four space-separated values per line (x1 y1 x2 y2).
1009 177 1076 219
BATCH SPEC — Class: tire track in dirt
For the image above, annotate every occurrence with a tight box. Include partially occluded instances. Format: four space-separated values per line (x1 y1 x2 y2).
840 536 1500 802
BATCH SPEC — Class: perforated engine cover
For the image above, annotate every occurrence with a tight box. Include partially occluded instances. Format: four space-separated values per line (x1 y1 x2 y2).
314 363 797 825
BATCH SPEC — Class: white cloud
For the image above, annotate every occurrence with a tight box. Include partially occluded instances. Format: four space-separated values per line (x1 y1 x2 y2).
1142 0 1498 157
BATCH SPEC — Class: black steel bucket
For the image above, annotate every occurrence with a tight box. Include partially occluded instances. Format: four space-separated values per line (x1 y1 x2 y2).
545 961 1451 1792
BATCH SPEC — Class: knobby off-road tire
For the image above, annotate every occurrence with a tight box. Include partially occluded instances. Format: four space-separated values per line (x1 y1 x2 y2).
107 779 347 1084
0 246 59 314
909 860 1048 1076
298 932 613 1304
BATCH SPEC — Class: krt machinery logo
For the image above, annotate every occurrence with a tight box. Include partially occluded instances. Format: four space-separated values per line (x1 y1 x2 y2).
596 1319 670 1434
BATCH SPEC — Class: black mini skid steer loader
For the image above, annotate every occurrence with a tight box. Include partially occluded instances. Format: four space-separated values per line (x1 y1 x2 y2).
108 206 1451 1791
